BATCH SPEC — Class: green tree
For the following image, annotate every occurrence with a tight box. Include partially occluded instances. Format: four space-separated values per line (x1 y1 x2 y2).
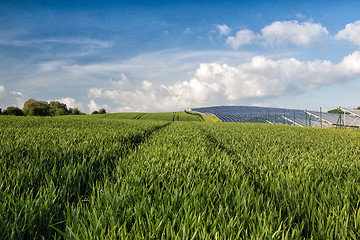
23 99 50 116
328 108 350 115
99 108 106 114
70 108 86 115
91 111 99 114
72 108 80 115
328 108 344 114
49 101 69 116
29 107 50 116
3 106 25 116
56 108 67 116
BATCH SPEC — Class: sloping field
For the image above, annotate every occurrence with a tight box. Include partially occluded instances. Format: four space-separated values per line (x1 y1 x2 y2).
90 111 203 122
1 116 360 239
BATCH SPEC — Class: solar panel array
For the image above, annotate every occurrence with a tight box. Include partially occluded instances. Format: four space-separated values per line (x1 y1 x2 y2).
192 106 360 128
310 110 360 128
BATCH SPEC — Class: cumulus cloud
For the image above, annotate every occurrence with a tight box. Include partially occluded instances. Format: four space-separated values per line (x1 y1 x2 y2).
338 50 360 75
30 49 253 96
110 73 128 88
0 85 24 109
336 21 360 46
226 29 259 49
88 100 109 113
227 20 328 49
55 97 84 110
88 81 162 112
87 51 360 112
216 24 232 36
261 20 328 46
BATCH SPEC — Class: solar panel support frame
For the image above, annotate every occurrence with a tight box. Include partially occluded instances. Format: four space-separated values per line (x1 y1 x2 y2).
341 107 360 118
336 106 346 129
304 110 333 127
282 116 303 127
340 107 360 129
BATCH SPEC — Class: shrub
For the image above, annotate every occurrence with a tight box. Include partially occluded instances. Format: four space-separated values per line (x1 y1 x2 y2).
3 106 25 116
72 108 80 115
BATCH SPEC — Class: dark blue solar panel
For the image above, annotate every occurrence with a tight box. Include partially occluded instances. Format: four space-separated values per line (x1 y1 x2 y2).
191 106 329 127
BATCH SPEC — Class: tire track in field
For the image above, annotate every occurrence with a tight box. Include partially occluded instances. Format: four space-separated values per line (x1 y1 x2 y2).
123 121 172 154
134 113 146 119
197 125 313 236
52 122 173 237
197 125 267 196
77 121 173 199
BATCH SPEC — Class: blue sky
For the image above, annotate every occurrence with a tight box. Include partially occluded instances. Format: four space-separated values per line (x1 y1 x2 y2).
1 0 360 113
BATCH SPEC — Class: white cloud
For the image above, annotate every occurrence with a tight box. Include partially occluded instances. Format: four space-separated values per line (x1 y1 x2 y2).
227 20 328 49
10 47 359 113
38 60 70 72
110 73 128 88
55 97 84 110
338 50 360 75
0 85 25 109
0 37 113 48
88 100 100 113
30 50 253 94
88 100 109 113
296 13 307 20
226 29 259 49
336 21 360 46
261 20 328 46
216 24 232 36
87 51 360 112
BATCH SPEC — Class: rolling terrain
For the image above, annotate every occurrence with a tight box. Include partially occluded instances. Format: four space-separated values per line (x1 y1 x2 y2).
88 111 208 122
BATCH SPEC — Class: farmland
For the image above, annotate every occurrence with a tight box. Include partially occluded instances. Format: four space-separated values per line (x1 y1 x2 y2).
1 115 360 239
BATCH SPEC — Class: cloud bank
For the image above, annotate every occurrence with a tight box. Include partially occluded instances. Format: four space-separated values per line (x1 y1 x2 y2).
87 51 360 112
4 19 360 113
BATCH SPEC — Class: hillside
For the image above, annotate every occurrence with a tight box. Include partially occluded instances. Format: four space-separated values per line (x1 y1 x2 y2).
87 111 219 122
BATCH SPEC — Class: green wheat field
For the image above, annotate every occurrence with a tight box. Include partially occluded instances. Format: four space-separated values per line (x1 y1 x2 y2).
1 113 360 239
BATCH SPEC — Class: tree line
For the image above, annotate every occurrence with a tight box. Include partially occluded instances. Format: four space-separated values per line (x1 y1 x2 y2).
0 99 106 116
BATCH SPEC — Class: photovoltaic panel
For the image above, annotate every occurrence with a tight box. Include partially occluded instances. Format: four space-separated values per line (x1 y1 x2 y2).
192 106 309 126
308 110 360 128
192 106 360 128
342 108 360 118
